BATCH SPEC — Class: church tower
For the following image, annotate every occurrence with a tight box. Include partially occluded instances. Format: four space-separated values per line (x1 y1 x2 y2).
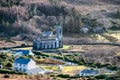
56 26 62 39
56 26 63 48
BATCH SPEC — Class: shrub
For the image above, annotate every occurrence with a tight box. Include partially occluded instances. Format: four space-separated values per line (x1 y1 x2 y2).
107 65 118 71
106 77 116 80
5 62 13 68
4 74 10 78
57 74 79 78
95 74 108 79
57 74 70 78
0 69 25 74
53 55 64 60
50 74 55 77
21 44 26 47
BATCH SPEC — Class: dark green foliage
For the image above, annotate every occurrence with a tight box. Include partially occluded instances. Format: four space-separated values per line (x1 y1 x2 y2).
106 77 116 80
5 62 12 68
95 63 103 68
57 74 69 78
21 44 26 47
37 55 43 59
110 20 120 30
107 65 117 71
53 55 64 60
0 52 14 68
34 52 49 57
86 62 96 67
95 74 108 79
4 74 10 78
57 74 79 78
50 74 56 77
0 69 26 74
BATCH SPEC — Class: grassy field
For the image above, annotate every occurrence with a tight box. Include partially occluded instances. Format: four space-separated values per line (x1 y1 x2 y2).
36 58 65 65
62 66 88 75
41 65 87 75
12 47 32 50
105 30 120 41
59 45 72 50
116 52 120 56
41 66 59 71
12 45 71 50
90 34 110 42
90 30 120 43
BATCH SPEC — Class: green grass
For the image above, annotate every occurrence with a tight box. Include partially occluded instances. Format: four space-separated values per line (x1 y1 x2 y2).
116 52 120 56
90 30 120 43
59 45 71 50
99 30 120 43
12 45 71 50
90 34 110 42
12 47 32 50
41 66 59 71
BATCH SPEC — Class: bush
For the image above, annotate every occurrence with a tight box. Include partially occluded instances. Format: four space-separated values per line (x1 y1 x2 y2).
95 74 108 79
86 62 96 67
5 62 13 68
50 74 55 77
95 63 103 68
4 74 10 78
0 69 25 74
21 44 26 47
78 62 84 65
53 55 64 60
57 74 79 78
57 74 70 78
106 77 116 80
107 65 118 71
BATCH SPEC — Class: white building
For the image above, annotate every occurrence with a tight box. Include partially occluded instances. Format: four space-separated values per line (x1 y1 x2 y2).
81 27 89 33
13 58 36 72
14 50 34 57
79 69 99 76
33 25 63 50
13 58 46 75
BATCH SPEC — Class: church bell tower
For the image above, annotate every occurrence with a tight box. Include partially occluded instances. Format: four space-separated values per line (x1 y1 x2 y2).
56 25 63 48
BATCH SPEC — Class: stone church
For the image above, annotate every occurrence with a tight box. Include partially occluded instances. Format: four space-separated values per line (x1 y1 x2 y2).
33 25 63 50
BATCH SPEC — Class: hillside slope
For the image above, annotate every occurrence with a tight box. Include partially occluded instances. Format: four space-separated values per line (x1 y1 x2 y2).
0 0 120 42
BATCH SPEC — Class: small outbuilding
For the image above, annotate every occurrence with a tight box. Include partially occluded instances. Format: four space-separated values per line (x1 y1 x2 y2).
81 27 89 33
14 50 34 57
79 69 99 76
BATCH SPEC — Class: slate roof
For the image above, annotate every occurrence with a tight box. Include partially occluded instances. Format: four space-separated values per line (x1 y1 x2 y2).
42 31 53 37
16 50 30 55
80 69 99 74
14 58 31 64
